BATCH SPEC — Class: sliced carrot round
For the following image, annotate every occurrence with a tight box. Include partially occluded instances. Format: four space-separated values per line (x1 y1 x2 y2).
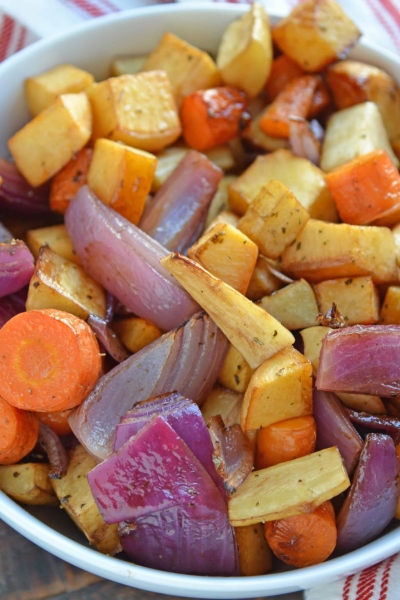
256 416 316 469
36 408 73 436
0 309 102 412
0 395 39 464
264 500 337 568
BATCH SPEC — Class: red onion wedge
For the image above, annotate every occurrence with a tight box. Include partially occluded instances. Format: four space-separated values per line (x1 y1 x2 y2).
87 314 131 364
68 311 229 462
207 415 253 494
316 325 400 398
139 150 223 253
0 222 13 243
38 422 69 479
0 286 27 328
64 186 199 332
88 416 238 575
114 393 225 497
0 240 35 298
313 389 363 474
0 158 50 214
346 409 400 445
336 433 399 554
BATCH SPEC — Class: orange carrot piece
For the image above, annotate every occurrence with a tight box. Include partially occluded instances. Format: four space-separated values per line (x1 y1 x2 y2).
49 147 93 214
265 55 305 102
325 149 400 225
256 416 316 469
0 395 39 464
259 75 319 139
264 500 337 568
0 308 102 412
180 86 249 152
36 408 73 436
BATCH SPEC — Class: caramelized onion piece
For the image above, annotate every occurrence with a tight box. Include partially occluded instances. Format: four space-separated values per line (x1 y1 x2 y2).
0 240 35 298
87 314 131 364
346 409 400 444
0 158 50 214
207 415 253 494
38 422 68 479
69 312 229 462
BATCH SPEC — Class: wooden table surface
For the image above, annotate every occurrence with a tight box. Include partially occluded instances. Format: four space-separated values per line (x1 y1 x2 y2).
0 517 303 600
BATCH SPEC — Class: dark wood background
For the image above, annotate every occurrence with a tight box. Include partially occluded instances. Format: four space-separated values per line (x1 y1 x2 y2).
0 519 303 600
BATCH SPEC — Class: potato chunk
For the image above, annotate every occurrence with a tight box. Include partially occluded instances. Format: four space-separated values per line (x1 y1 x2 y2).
237 180 310 259
228 150 338 221
314 276 380 326
142 32 220 106
188 222 258 294
26 245 106 320
235 523 273 575
216 2 273 97
259 279 319 330
280 219 398 285
272 0 361 72
26 223 79 264
8 92 92 187
87 138 156 224
25 64 94 117
241 346 313 431
217 344 255 394
87 71 181 152
0 463 58 506
320 102 399 172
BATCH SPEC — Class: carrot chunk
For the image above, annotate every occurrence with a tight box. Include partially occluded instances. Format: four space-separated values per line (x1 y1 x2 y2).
36 408 73 436
49 147 93 214
0 308 101 412
264 500 337 567
256 416 316 469
0 395 39 464
265 55 305 102
259 75 319 139
325 149 400 225
180 86 249 151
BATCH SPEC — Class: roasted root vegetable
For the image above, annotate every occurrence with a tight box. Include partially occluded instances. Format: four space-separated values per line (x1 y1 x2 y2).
0 462 58 505
256 416 316 469
0 308 102 411
264 500 337 567
0 395 39 464
180 87 249 152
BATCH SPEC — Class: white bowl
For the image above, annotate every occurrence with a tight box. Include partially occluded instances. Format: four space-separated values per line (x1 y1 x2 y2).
1 4 400 598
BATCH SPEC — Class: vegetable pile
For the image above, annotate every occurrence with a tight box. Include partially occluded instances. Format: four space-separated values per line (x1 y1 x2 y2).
1 0 400 578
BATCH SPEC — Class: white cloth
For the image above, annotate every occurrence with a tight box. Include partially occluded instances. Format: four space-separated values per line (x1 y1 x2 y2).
0 1 399 598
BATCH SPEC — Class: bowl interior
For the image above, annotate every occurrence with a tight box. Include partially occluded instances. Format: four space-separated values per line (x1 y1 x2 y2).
0 4 400 598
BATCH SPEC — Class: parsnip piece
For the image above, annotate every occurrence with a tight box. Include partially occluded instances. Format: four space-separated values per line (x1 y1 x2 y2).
87 71 181 152
336 392 386 415
326 60 400 145
25 64 94 117
8 92 92 187
228 150 338 221
26 245 106 320
218 344 255 394
228 447 350 526
321 102 399 172
142 32 220 106
241 347 313 431
272 0 361 72
237 180 310 259
26 223 79 264
246 255 284 301
188 222 258 295
314 276 380 326
216 2 273 97
111 316 163 353
0 463 58 506
201 385 242 427
259 279 319 330
87 138 156 224
110 54 147 76
51 445 120 555
280 219 398 284
235 523 273 575
160 253 294 369
300 325 332 375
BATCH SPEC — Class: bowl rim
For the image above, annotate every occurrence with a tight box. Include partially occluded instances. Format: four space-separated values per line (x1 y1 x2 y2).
0 3 400 598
